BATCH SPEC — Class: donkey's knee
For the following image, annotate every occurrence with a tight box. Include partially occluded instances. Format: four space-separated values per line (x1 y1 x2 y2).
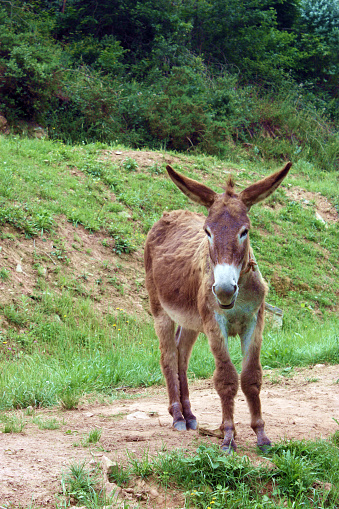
240 362 263 391
213 360 239 397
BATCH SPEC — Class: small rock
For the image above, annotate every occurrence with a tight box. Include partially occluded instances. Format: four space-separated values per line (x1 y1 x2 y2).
33 126 48 139
118 210 132 219
102 455 118 477
315 211 327 227
149 487 160 499
105 481 121 498
16 264 23 273
315 363 325 368
126 411 149 420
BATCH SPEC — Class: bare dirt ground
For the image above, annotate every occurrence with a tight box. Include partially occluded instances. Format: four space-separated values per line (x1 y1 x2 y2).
1 364 338 509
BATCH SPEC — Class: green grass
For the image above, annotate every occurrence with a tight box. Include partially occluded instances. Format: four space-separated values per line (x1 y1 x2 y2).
0 134 338 413
0 411 26 433
0 101 338 508
0 289 337 410
53 432 339 507
32 416 62 429
106 437 339 509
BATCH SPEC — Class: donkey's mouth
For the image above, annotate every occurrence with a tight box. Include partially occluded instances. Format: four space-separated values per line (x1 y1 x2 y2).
218 301 235 310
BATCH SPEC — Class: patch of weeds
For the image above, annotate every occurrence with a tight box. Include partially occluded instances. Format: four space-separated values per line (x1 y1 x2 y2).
128 449 154 479
0 267 10 281
61 461 99 505
0 412 26 433
81 428 102 447
280 366 294 378
51 245 70 264
60 389 80 411
0 231 16 240
112 234 135 255
271 448 316 498
33 210 55 236
3 304 29 327
122 158 138 171
148 162 164 175
107 275 124 294
25 406 36 416
108 463 131 486
82 162 103 178
36 264 47 277
33 416 62 430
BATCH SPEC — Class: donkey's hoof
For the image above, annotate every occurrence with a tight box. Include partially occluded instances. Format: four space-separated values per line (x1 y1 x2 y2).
173 420 187 431
221 438 237 454
186 419 198 430
221 443 236 455
258 442 272 454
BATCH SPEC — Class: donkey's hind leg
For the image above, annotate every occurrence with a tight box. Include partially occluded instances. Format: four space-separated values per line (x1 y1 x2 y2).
176 326 199 430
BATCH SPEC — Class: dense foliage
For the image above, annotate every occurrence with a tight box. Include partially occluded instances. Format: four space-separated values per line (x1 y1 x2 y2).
0 0 338 169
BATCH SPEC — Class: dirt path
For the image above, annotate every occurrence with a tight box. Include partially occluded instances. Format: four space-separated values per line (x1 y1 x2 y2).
1 365 338 508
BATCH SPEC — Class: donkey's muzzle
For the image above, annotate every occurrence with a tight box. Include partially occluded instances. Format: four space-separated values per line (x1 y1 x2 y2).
212 282 238 309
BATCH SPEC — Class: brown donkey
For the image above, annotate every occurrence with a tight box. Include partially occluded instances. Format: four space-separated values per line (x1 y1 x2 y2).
144 162 292 452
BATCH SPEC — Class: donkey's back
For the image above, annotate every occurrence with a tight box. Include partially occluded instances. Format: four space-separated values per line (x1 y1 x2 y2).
145 209 207 332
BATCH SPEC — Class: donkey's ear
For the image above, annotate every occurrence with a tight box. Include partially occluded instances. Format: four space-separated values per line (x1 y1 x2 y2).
166 165 216 208
239 162 292 211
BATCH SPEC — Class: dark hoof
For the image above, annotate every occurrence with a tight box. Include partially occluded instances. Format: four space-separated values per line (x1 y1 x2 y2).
221 438 237 454
186 419 198 430
173 420 187 431
258 443 272 454
221 443 236 455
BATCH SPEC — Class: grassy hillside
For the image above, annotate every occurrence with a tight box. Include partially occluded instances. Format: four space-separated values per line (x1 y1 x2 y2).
0 134 338 410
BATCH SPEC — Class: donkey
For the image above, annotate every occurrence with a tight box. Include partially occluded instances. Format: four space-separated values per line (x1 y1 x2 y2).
144 162 291 451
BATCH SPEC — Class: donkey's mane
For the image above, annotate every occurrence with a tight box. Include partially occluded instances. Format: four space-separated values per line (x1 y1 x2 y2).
223 176 236 198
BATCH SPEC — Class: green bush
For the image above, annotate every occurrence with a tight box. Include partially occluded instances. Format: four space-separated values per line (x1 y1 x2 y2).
0 7 61 121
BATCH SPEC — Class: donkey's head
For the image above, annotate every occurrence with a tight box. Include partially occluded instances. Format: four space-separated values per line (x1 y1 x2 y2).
166 162 291 310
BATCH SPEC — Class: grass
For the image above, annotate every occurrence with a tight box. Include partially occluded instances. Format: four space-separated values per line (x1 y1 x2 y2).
32 416 62 430
0 134 338 411
0 287 338 410
0 411 26 433
103 436 339 509
0 132 337 507
81 428 102 446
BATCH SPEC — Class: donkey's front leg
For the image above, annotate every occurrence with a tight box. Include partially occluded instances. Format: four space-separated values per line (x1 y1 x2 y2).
206 321 239 452
240 305 271 451
155 312 187 430
176 326 199 430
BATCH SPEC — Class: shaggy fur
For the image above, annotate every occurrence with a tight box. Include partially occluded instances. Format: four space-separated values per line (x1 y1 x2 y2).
144 162 291 450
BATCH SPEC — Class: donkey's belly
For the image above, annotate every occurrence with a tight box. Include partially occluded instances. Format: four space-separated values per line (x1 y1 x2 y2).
162 302 203 332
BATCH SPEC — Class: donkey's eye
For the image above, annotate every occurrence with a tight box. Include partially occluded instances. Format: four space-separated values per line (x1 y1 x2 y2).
204 228 212 238
240 229 248 239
